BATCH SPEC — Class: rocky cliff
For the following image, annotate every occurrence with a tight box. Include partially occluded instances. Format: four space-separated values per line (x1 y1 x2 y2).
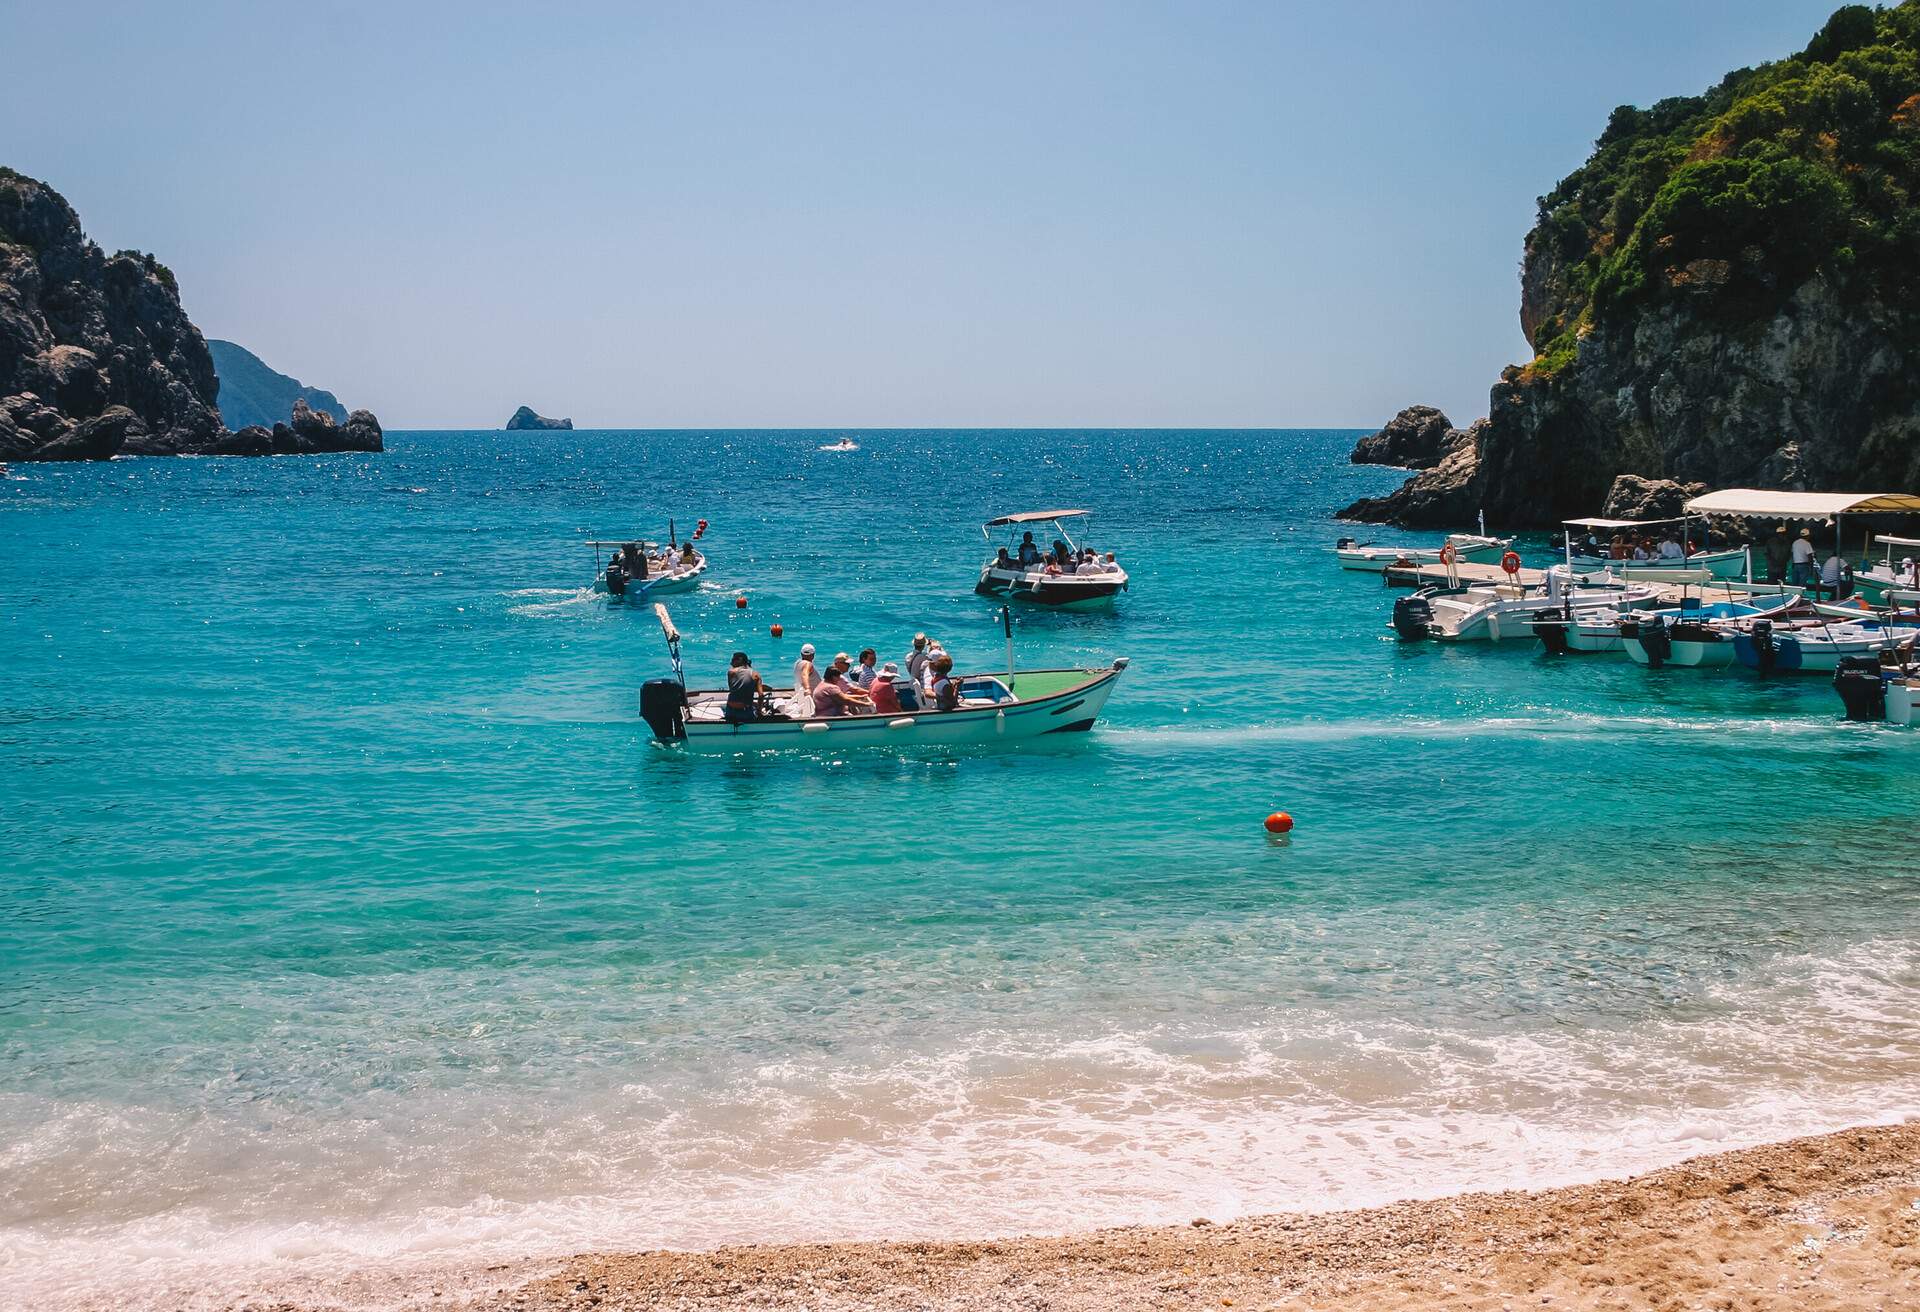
1344 3 1920 527
208 339 348 430
0 168 379 461
506 405 572 430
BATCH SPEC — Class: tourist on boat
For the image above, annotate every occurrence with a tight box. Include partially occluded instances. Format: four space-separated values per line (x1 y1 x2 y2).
1630 540 1653 561
868 663 903 714
851 649 878 687
921 641 949 696
1764 525 1792 582
623 542 649 580
1018 533 1042 567
929 654 960 711
604 555 628 597
680 542 697 566
892 664 921 712
723 652 763 724
1657 535 1684 559
793 644 820 715
1822 550 1853 598
811 666 873 718
993 547 1015 572
1609 534 1629 559
1791 528 1818 585
906 634 931 687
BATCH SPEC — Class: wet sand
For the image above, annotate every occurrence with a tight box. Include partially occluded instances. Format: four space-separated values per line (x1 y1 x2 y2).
258 1120 1919 1312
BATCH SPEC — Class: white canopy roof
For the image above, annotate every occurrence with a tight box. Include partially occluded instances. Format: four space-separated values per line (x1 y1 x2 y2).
985 509 1090 526
1683 488 1920 518
1563 516 1686 529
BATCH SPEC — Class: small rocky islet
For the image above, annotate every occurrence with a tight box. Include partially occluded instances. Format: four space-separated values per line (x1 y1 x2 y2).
0 167 380 462
504 405 573 430
1346 3 1920 527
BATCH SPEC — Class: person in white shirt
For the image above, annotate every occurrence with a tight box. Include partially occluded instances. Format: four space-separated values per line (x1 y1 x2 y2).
792 643 819 715
905 634 930 688
1657 536 1684 559
1790 528 1818 585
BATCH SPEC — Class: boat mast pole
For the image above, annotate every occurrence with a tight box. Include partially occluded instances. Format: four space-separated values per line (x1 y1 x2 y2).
1003 604 1015 691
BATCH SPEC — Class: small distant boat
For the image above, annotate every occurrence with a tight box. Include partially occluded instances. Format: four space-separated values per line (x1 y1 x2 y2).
818 437 860 452
640 604 1128 752
976 509 1128 609
589 523 709 601
1334 532 1510 573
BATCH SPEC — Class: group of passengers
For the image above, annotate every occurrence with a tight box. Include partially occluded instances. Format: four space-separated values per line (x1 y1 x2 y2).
722 633 964 724
991 531 1120 576
605 540 698 593
1582 532 1690 561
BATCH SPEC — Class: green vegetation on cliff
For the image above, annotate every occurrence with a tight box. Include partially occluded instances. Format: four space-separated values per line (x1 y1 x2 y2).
1524 2 1920 374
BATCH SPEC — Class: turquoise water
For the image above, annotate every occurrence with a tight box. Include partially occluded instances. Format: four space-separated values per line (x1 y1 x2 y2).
4 430 1918 1307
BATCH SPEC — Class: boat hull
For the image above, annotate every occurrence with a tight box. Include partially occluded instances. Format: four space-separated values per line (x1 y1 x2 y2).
1733 626 1919 673
594 556 708 599
662 665 1126 753
1622 634 1735 667
975 569 1125 609
1570 546 1749 581
1335 537 1509 573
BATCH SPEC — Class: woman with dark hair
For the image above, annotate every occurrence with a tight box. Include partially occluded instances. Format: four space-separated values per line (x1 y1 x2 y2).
723 652 762 724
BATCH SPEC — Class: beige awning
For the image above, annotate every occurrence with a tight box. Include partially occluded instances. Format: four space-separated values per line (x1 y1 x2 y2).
1682 488 1920 518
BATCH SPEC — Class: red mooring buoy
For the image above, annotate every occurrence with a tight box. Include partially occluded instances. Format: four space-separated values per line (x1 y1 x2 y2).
1264 812 1295 835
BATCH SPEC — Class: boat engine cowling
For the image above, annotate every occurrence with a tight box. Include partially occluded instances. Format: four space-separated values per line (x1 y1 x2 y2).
1637 613 1672 667
640 678 689 740
1834 655 1887 721
1534 608 1570 655
1392 594 1433 641
1336 537 1356 550
1750 618 1777 675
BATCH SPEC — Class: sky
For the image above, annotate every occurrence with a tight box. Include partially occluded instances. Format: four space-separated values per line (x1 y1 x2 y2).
0 0 1857 429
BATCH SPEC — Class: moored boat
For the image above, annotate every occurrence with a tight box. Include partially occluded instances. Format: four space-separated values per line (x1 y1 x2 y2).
1732 616 1920 673
1415 572 1662 643
1854 535 1920 604
976 510 1128 609
1617 594 1803 667
1334 531 1511 573
1560 516 1750 580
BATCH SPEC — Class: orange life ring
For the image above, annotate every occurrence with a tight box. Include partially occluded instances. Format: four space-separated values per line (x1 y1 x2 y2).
1438 543 1459 566
1501 550 1522 576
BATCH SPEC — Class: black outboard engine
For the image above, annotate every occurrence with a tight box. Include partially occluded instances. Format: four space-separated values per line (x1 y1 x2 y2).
1750 618 1777 675
605 560 628 597
1833 654 1887 721
640 678 688 740
1636 613 1672 667
1392 593 1434 641
1335 536 1356 550
1837 561 1855 600
1534 607 1571 655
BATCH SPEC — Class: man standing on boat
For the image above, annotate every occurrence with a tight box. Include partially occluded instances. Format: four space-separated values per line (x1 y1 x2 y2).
1791 528 1819 586
1764 525 1792 582
906 634 931 689
792 644 819 715
723 653 763 725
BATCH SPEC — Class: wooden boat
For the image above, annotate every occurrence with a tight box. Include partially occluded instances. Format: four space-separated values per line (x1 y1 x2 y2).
976 510 1128 609
1560 516 1750 581
589 529 708 600
640 605 1128 752
1334 532 1510 573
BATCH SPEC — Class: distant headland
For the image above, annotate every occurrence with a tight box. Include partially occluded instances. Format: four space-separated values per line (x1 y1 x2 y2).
0 168 381 461
208 340 348 432
1346 2 1920 527
505 405 573 430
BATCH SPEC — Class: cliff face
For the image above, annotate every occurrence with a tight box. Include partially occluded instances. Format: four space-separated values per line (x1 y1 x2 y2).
209 339 348 430
1345 3 1920 527
506 405 572 430
0 168 380 460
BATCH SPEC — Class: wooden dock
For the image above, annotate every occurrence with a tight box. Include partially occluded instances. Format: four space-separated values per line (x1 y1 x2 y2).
1379 558 1778 607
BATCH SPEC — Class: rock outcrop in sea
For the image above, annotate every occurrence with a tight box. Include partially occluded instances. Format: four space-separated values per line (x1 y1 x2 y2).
0 167 380 461
506 405 573 430
1344 4 1920 528
208 339 348 431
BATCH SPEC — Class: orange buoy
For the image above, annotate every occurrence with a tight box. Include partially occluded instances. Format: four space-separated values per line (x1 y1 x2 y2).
770 623 784 638
1264 812 1294 834
1501 550 1522 577
735 594 748 609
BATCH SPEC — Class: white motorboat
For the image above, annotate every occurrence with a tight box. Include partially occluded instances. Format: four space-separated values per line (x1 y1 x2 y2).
639 605 1128 752
1560 516 1750 581
590 529 709 601
1405 571 1663 643
1616 594 1804 667
818 437 860 452
1334 532 1511 572
976 510 1128 609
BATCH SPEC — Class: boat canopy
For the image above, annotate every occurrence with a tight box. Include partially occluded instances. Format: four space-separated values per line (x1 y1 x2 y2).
984 509 1091 526
1563 516 1688 529
1683 489 1920 517
1876 534 1920 548
586 539 661 548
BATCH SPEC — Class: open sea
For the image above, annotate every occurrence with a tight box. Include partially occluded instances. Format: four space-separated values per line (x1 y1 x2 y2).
4 429 1918 1309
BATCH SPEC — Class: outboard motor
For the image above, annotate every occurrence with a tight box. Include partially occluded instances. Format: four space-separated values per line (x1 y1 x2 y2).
1533 607 1571 655
1750 618 1777 675
1392 593 1434 641
1637 613 1672 667
640 678 688 740
605 560 628 598
1834 655 1887 721
1837 561 1855 600
1336 536 1356 550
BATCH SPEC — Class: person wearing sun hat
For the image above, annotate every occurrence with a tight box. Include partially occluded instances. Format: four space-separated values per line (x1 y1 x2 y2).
791 643 819 715
1790 526 1818 587
868 662 903 714
1763 523 1792 582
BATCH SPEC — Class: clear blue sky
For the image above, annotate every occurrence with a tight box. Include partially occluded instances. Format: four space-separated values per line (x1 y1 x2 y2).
1 0 1851 429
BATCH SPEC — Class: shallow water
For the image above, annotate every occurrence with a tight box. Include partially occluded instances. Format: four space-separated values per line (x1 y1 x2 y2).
3 430 1917 1307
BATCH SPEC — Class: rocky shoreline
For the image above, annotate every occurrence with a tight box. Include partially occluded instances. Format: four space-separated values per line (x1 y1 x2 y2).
1 168 380 462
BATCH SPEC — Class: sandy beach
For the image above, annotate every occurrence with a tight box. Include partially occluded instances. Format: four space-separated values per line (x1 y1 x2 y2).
229 1121 1917 1312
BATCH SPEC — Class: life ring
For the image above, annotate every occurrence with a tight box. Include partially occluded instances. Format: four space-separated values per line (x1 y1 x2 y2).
1501 550 1522 576
1438 543 1459 566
